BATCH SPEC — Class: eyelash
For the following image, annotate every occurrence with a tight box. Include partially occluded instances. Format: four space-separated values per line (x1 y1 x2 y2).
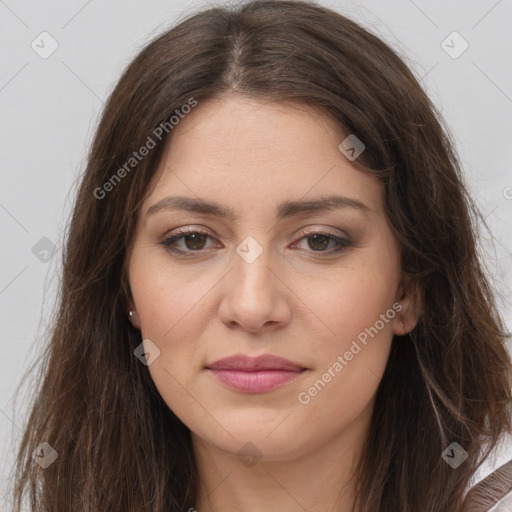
159 227 353 257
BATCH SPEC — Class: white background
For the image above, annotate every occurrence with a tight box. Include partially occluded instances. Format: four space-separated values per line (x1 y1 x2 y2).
1 0 511 508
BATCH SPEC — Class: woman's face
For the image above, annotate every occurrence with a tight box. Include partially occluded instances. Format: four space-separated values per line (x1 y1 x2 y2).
127 95 415 462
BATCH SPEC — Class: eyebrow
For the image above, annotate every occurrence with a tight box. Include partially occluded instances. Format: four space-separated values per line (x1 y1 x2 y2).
146 194 373 220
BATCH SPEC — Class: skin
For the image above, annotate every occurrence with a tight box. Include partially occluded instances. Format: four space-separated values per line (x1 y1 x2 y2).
127 95 420 512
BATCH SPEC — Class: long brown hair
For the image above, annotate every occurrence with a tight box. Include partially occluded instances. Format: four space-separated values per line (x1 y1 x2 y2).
9 1 512 510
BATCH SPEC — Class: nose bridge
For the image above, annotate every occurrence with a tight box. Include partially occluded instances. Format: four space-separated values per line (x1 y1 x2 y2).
218 234 291 331
233 234 276 299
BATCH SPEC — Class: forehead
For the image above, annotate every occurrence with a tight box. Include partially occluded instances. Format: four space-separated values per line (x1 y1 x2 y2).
165 95 344 159
143 95 383 217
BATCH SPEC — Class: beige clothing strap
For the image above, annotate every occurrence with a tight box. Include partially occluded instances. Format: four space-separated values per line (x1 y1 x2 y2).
463 459 512 511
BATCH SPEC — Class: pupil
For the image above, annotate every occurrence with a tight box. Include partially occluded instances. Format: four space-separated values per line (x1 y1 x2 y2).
309 234 329 251
185 233 206 250
182 233 331 251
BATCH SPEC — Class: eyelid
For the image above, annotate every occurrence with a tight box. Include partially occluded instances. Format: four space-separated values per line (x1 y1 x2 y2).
161 225 349 243
162 226 219 247
295 225 349 239
167 225 213 236
159 225 352 257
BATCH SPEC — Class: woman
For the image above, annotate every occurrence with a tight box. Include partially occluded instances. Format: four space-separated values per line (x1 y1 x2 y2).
9 1 512 511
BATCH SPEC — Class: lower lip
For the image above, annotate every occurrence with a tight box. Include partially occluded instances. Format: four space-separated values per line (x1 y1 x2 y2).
207 368 306 393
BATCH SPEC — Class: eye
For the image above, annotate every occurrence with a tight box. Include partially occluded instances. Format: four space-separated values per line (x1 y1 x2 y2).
160 227 352 257
159 228 217 254
291 230 352 255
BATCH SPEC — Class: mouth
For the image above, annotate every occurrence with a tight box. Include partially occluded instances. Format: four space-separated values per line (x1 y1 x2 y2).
205 354 309 393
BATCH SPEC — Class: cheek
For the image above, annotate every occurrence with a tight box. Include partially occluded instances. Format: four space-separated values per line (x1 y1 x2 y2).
304 259 399 352
293 304 394 450
128 253 213 424
129 250 215 341
293 256 398 421
129 250 227 411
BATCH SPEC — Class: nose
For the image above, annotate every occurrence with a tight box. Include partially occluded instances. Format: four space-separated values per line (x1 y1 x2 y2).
218 244 292 333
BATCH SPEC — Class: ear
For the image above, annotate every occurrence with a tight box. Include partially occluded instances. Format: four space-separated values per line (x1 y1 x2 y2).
127 300 141 330
393 276 421 336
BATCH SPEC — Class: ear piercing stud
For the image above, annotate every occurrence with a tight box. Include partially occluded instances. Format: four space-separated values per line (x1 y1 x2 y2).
129 310 135 318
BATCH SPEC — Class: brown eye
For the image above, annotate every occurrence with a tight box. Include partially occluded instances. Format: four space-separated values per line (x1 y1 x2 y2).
160 229 217 254
292 231 352 255
307 234 332 251
182 232 208 250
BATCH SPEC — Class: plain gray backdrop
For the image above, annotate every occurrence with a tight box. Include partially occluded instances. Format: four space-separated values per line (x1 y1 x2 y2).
1 0 511 508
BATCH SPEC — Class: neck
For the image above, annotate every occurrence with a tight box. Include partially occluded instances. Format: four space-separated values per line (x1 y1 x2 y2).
191 401 372 512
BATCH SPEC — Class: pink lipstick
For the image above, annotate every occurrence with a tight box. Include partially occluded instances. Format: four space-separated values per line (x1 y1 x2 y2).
206 354 307 393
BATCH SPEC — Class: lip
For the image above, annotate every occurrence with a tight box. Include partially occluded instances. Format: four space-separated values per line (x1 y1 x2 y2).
205 354 308 393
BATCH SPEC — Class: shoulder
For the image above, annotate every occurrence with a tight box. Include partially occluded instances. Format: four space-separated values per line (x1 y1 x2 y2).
464 458 512 511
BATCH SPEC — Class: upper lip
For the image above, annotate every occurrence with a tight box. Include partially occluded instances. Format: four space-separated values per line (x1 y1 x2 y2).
206 354 306 372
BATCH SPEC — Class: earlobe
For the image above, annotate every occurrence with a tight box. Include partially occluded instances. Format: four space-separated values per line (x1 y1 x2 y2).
394 279 422 335
127 303 141 329
393 307 409 336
